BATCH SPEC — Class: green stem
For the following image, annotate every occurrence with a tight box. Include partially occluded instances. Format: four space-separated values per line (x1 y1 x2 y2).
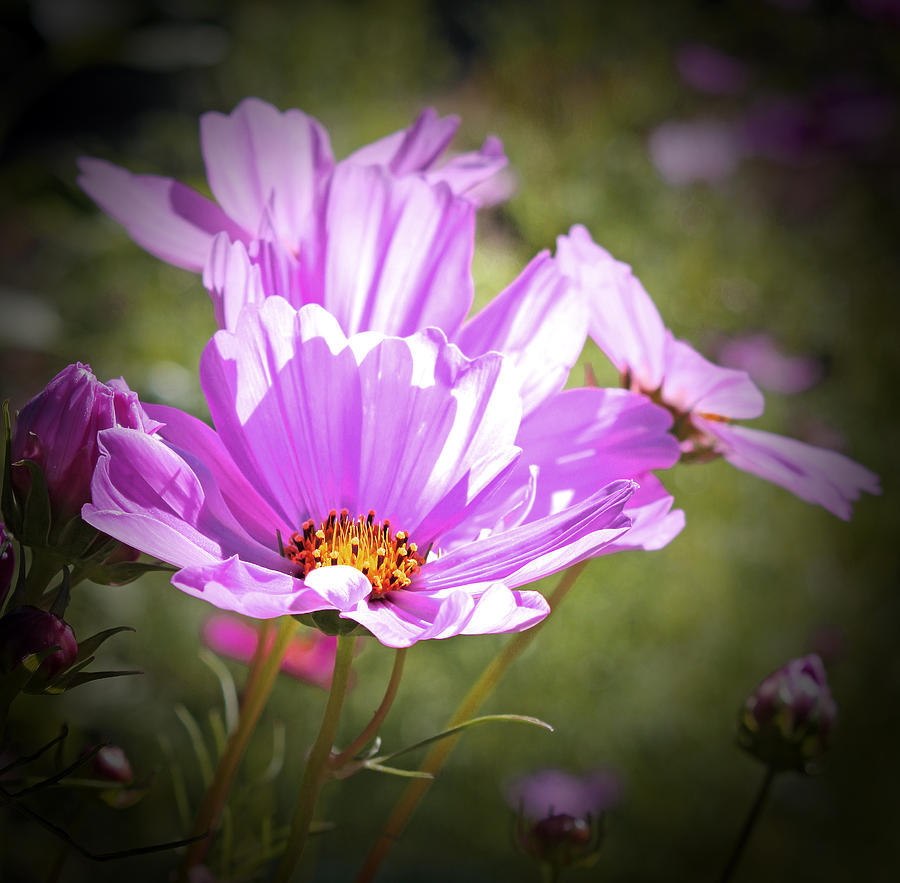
274 634 357 883
178 616 299 877
356 561 588 883
331 648 407 770
718 765 778 883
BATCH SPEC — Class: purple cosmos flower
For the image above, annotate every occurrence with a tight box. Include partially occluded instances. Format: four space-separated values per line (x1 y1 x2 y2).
205 189 686 552
738 654 837 772
202 614 338 688
507 768 624 869
82 299 640 648
712 332 824 395
556 225 880 520
77 99 507 273
9 363 162 544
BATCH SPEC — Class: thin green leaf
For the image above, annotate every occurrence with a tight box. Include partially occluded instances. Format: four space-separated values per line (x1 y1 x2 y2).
48 668 142 693
158 734 191 831
372 714 554 764
73 626 134 664
1 401 19 534
198 648 238 735
86 560 176 586
11 743 103 797
208 708 228 759
175 704 214 788
363 762 435 780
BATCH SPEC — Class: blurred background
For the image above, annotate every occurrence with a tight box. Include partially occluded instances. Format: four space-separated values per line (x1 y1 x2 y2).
1 0 898 880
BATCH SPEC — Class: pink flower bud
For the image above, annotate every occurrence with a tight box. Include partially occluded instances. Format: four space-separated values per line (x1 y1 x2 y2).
0 606 77 681
738 654 838 772
91 745 133 783
11 363 160 529
507 768 623 871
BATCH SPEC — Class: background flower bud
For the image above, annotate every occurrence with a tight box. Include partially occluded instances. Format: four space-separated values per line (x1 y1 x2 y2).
10 363 160 536
737 653 838 772
0 605 77 682
91 745 134 783
506 768 624 871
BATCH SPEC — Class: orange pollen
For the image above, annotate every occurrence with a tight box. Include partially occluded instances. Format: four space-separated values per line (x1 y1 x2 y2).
284 509 425 598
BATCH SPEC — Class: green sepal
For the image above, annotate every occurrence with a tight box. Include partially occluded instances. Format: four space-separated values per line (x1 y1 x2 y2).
1 401 20 534
73 626 134 664
51 668 142 692
294 610 371 637
83 560 175 586
17 459 52 548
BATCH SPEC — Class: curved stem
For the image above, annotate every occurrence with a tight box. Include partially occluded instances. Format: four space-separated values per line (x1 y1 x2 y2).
273 634 356 883
240 619 274 713
718 765 777 883
178 616 299 877
356 561 588 883
332 648 407 770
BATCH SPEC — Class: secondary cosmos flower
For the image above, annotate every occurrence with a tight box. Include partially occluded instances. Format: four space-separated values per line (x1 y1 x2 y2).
83 300 641 648
557 225 880 520
78 99 507 274
202 614 338 688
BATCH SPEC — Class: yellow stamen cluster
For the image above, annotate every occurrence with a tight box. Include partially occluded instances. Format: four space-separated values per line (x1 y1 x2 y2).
285 509 424 598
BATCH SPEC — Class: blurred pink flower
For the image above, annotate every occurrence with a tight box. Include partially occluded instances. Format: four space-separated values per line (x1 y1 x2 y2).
648 118 744 185
203 614 337 688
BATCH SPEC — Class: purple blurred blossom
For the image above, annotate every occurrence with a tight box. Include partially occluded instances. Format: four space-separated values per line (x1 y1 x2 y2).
738 654 837 771
78 99 509 273
202 614 337 688
648 118 745 185
676 44 750 95
556 225 880 519
852 0 900 23
507 768 624 820
713 332 824 395
82 300 645 648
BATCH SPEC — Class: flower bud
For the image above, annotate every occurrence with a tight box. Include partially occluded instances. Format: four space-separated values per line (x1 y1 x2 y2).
8 363 160 558
507 768 623 872
91 745 134 784
737 653 837 773
0 605 77 683
0 524 14 608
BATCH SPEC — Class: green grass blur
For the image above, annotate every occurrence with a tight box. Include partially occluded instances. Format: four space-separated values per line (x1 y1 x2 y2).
1 1 897 880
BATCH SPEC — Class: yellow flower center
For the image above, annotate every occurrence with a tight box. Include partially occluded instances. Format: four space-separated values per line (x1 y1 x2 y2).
285 509 424 597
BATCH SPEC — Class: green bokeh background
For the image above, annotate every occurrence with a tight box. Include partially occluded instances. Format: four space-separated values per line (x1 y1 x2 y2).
1 1 898 880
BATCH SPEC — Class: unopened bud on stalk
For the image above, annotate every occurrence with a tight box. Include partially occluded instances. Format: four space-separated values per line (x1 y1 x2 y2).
92 745 134 783
507 768 623 873
737 653 837 773
0 605 77 684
